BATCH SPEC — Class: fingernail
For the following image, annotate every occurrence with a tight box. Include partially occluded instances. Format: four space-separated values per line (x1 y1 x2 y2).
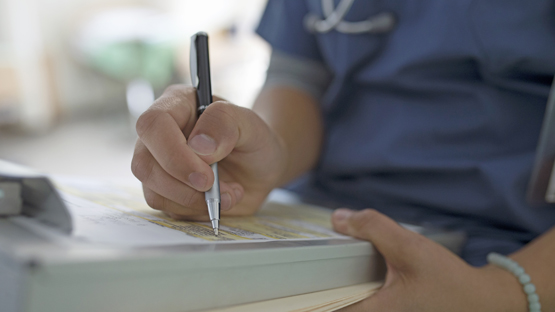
189 172 208 190
189 134 217 155
233 187 243 202
333 209 353 221
221 193 232 211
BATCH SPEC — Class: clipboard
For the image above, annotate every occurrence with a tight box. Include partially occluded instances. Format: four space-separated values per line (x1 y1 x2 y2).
0 160 465 312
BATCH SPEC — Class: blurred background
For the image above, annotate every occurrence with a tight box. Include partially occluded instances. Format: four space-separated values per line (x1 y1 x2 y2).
0 0 269 178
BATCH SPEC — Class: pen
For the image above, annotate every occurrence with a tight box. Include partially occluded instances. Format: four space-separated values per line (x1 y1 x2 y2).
190 32 220 236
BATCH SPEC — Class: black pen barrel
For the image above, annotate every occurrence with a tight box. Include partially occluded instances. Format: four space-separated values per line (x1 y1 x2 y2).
195 33 213 116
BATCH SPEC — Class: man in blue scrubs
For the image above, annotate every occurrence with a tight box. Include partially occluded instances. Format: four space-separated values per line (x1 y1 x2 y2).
132 1 555 310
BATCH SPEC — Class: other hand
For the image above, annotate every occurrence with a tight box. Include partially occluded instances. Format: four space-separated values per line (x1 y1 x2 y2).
332 209 527 312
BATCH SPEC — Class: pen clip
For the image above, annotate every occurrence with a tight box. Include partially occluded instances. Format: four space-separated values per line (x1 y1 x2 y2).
189 34 198 88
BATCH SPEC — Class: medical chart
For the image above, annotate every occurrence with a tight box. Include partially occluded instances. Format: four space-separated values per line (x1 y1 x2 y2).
54 177 346 246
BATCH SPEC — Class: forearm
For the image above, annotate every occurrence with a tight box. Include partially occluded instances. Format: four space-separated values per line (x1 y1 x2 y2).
252 85 324 186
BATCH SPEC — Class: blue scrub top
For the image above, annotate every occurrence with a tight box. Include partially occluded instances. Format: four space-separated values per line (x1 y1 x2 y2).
256 0 555 265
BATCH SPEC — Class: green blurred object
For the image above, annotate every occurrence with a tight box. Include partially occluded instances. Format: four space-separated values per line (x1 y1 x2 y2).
90 41 174 89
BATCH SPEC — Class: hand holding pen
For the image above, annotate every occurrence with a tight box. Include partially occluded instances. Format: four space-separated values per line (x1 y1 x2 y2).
131 32 288 228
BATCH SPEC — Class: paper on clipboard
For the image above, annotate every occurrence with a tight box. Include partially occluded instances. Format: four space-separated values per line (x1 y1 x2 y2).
54 177 348 247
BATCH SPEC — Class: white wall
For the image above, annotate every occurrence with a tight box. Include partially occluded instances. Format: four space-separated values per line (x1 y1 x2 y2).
0 0 269 132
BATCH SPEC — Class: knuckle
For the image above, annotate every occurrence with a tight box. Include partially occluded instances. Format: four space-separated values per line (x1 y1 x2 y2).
161 85 196 108
158 86 196 123
138 85 196 134
135 110 160 137
131 152 155 183
163 84 191 95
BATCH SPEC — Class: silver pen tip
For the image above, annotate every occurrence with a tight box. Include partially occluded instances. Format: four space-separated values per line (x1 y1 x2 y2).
211 219 219 236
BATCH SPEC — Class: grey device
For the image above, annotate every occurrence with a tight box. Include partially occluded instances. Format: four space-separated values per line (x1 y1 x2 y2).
0 160 466 312
528 76 555 205
190 32 220 235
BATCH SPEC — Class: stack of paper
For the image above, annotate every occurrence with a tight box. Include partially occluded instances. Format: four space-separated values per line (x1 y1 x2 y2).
207 282 382 312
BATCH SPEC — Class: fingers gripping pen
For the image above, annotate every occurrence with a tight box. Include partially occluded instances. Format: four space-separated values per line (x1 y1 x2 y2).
190 32 220 236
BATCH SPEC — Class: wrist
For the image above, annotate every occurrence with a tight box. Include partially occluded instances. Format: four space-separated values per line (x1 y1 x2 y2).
477 264 528 312
260 113 317 188
252 87 323 188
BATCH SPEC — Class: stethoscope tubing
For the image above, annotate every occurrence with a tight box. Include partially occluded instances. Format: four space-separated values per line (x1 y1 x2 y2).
304 0 396 34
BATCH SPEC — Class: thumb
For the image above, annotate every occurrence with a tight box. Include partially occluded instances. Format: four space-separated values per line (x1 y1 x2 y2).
187 101 268 165
332 209 419 267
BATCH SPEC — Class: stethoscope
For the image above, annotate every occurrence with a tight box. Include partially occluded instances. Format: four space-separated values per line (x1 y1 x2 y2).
304 0 396 34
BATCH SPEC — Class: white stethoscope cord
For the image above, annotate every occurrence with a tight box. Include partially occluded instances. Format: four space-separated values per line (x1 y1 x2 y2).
304 0 396 34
